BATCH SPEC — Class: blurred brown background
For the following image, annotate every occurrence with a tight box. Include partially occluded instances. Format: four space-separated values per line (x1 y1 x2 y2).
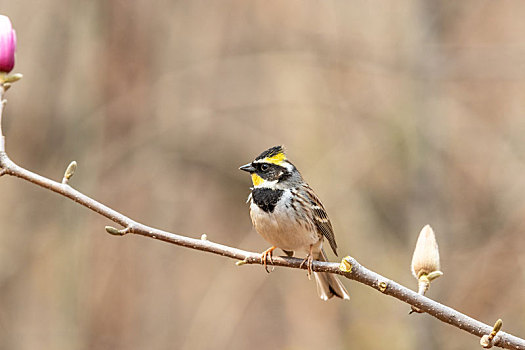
1 1 525 349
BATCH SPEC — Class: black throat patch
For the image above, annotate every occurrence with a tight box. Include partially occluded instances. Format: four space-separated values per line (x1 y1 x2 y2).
252 188 284 213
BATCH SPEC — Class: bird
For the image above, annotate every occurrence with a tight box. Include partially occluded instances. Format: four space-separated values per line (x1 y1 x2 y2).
239 145 349 300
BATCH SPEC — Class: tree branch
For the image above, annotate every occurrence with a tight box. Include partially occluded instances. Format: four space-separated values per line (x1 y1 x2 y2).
0 86 524 350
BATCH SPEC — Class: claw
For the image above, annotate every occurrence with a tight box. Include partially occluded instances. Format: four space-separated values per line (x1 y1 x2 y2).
261 246 276 273
300 245 315 280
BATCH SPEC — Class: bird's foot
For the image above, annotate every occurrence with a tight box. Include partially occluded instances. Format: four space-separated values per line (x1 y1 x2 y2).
261 246 276 273
300 248 314 280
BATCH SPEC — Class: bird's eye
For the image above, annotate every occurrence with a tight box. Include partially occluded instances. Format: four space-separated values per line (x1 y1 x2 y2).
260 163 270 172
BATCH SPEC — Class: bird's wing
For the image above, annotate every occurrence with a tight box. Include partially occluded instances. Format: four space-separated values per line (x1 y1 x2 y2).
301 184 338 256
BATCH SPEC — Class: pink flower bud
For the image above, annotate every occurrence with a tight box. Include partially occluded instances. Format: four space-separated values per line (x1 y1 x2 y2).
0 15 16 73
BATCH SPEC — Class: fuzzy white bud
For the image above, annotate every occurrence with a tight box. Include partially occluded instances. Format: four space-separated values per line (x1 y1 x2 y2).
411 225 441 279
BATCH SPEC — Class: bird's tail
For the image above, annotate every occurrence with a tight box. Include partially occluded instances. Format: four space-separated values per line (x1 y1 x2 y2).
313 249 350 301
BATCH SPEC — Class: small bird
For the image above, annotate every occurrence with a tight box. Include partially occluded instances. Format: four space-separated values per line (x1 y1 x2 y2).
239 145 349 300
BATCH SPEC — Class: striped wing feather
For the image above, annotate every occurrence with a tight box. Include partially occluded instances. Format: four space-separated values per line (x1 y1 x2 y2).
302 185 338 256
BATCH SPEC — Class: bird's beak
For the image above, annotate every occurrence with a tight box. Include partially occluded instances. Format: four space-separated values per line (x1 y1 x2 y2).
239 163 256 173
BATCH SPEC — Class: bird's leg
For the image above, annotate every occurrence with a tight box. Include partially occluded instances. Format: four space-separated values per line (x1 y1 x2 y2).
260 246 276 273
299 245 314 280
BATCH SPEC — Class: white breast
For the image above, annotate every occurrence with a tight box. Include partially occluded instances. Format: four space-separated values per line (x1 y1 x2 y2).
249 190 321 254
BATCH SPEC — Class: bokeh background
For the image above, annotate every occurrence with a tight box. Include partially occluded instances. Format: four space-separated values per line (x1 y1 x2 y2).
1 1 525 349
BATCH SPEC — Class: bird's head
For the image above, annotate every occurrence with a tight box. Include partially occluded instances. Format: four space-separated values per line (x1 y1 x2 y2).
239 145 301 188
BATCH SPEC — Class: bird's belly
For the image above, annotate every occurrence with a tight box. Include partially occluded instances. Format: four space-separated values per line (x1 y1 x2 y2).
250 200 319 253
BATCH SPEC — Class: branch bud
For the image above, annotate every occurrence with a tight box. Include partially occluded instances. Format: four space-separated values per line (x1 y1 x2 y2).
410 225 442 306
492 319 503 335
339 256 353 272
3 73 22 83
480 319 503 348
411 225 441 279
105 226 124 236
0 15 16 74
62 161 77 184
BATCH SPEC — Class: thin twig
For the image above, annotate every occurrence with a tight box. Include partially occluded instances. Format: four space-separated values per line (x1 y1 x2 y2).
0 87 524 349
0 96 5 152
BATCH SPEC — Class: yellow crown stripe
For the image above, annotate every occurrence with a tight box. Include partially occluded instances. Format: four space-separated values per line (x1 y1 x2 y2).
264 152 286 165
